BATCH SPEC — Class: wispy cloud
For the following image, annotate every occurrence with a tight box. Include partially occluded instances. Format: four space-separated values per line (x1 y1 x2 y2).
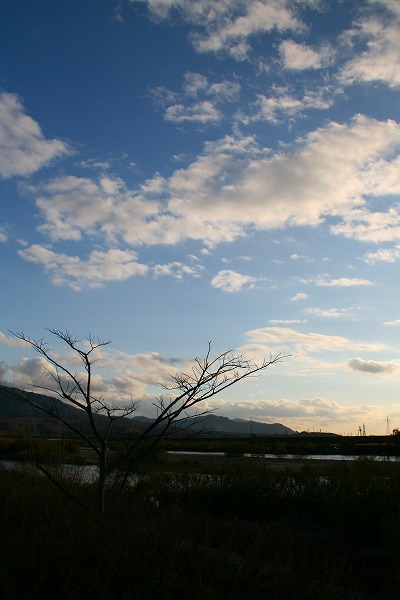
150 71 240 125
315 277 373 287
165 101 222 123
138 0 304 60
244 326 386 355
249 85 336 124
305 308 352 318
0 225 8 243
152 261 205 279
269 319 306 325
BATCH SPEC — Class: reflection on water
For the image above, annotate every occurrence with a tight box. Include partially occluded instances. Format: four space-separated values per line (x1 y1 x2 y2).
0 460 142 485
0 460 99 482
1 453 399 480
167 451 400 462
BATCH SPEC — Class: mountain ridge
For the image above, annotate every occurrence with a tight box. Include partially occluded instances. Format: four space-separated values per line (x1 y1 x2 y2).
0 385 295 436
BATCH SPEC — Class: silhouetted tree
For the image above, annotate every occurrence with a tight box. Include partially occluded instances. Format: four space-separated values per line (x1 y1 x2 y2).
7 328 285 512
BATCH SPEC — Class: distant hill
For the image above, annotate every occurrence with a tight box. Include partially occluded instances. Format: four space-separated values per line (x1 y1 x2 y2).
0 385 295 437
133 414 295 436
0 385 135 436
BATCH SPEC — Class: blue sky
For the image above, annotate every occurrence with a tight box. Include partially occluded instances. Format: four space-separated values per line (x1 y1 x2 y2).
1 0 400 434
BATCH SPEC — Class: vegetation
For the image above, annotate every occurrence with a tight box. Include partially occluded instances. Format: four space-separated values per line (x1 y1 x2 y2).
7 328 285 513
1 456 400 599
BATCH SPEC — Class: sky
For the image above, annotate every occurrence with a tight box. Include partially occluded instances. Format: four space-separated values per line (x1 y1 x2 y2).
1 0 400 435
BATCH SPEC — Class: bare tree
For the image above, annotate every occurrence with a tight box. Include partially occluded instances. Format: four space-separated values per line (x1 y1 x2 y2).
7 328 286 512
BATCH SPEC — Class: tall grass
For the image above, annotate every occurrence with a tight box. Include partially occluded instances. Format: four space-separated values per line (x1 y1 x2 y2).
1 458 400 599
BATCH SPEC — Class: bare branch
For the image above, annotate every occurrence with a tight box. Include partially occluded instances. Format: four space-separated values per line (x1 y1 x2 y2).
8 329 288 511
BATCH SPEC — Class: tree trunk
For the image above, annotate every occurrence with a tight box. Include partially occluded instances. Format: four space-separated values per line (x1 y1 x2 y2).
97 446 107 514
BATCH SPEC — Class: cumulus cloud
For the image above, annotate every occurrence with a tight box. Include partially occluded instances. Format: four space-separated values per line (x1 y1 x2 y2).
0 331 28 347
252 86 336 124
347 357 400 374
151 72 240 125
291 293 308 301
206 396 393 434
332 206 400 243
25 174 161 244
384 319 400 326
279 39 334 70
143 116 400 249
165 101 222 123
363 243 400 263
152 261 205 279
137 0 304 59
9 356 59 390
0 92 69 179
18 245 148 290
211 269 259 293
339 1 400 89
21 116 400 286
3 340 199 410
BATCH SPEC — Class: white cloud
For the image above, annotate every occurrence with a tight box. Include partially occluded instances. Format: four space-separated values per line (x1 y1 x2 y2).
136 0 304 59
0 92 69 179
18 245 148 290
305 308 351 318
384 319 400 326
0 331 29 347
332 206 400 243
161 116 400 244
244 326 386 354
279 39 334 70
347 357 400 375
207 396 393 434
315 276 373 287
22 116 400 285
363 243 400 263
3 336 196 404
152 261 205 279
339 2 400 89
165 101 222 123
252 86 336 124
269 319 306 324
211 269 258 293
26 174 161 244
152 72 240 125
291 292 308 301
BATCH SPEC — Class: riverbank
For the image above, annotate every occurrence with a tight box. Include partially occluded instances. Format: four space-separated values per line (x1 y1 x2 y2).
164 449 396 472
1 457 400 599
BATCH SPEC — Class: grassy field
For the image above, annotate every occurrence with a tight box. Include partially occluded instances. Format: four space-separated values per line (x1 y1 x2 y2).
1 454 400 599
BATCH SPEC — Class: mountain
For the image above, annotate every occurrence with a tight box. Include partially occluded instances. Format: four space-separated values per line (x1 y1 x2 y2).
0 385 135 436
135 414 294 436
0 386 295 437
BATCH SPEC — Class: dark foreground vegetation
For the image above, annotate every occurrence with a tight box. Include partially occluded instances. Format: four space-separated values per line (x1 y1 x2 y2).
1 454 400 600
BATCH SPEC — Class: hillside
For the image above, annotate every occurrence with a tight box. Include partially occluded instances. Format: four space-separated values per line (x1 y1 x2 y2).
0 385 295 437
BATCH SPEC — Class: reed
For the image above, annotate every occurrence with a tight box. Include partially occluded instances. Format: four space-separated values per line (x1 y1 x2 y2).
1 458 399 599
